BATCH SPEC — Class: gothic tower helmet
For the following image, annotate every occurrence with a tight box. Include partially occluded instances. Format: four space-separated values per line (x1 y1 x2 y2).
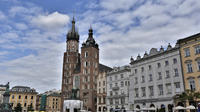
66 16 79 42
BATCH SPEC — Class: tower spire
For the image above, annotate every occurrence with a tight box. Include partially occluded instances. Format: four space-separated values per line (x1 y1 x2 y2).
71 16 75 33
66 15 79 42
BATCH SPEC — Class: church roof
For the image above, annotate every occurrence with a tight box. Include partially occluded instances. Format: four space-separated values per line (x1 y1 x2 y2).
99 63 113 72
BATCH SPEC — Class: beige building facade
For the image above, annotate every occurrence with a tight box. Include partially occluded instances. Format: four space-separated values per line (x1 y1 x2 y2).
177 33 200 92
9 86 37 112
97 71 107 112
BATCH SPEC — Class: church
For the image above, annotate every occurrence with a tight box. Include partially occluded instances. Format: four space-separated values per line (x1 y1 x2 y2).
61 17 112 112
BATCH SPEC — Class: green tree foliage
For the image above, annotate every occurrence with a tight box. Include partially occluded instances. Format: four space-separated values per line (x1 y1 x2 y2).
14 103 22 112
174 90 200 105
27 104 34 112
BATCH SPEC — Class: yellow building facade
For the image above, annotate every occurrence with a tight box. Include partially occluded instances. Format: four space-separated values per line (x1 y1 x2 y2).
9 86 37 112
177 33 200 92
46 94 61 112
36 90 61 112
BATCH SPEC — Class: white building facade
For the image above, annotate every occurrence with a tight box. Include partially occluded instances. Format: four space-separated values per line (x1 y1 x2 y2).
106 66 131 112
129 44 185 112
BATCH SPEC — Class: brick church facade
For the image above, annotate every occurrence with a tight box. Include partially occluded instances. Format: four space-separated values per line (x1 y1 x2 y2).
61 17 112 112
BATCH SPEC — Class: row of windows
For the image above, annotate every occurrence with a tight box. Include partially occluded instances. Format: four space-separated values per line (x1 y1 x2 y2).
98 97 106 104
83 61 98 68
109 74 124 81
186 60 200 73
134 82 181 97
134 69 179 84
98 81 106 87
12 95 34 100
109 90 125 96
109 81 130 88
109 98 125 105
98 88 106 93
184 45 200 57
133 58 178 74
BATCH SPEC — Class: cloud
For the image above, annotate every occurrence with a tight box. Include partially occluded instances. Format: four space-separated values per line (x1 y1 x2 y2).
15 23 28 30
100 0 138 11
0 11 6 20
31 12 70 31
1 0 200 93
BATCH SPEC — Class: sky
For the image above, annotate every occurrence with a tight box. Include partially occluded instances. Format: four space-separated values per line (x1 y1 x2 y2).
0 0 200 93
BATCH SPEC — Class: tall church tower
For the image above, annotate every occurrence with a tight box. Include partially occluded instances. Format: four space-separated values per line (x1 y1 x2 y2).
61 17 80 111
80 27 99 112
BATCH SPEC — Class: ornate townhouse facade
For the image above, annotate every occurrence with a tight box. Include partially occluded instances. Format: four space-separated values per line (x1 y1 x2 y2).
9 86 37 112
61 17 111 112
97 68 112 112
176 33 200 106
129 44 185 112
106 66 131 112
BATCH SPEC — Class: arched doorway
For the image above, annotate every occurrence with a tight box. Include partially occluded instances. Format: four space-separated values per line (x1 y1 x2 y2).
99 107 101 112
160 104 165 112
177 102 184 112
150 104 155 112
136 105 140 112
103 106 107 112
168 104 173 112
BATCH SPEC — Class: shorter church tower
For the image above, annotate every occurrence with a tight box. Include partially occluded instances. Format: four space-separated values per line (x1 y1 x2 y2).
80 27 99 112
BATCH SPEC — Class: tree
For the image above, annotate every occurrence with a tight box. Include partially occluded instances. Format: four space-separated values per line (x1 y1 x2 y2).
14 103 22 112
27 104 34 112
174 90 200 106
